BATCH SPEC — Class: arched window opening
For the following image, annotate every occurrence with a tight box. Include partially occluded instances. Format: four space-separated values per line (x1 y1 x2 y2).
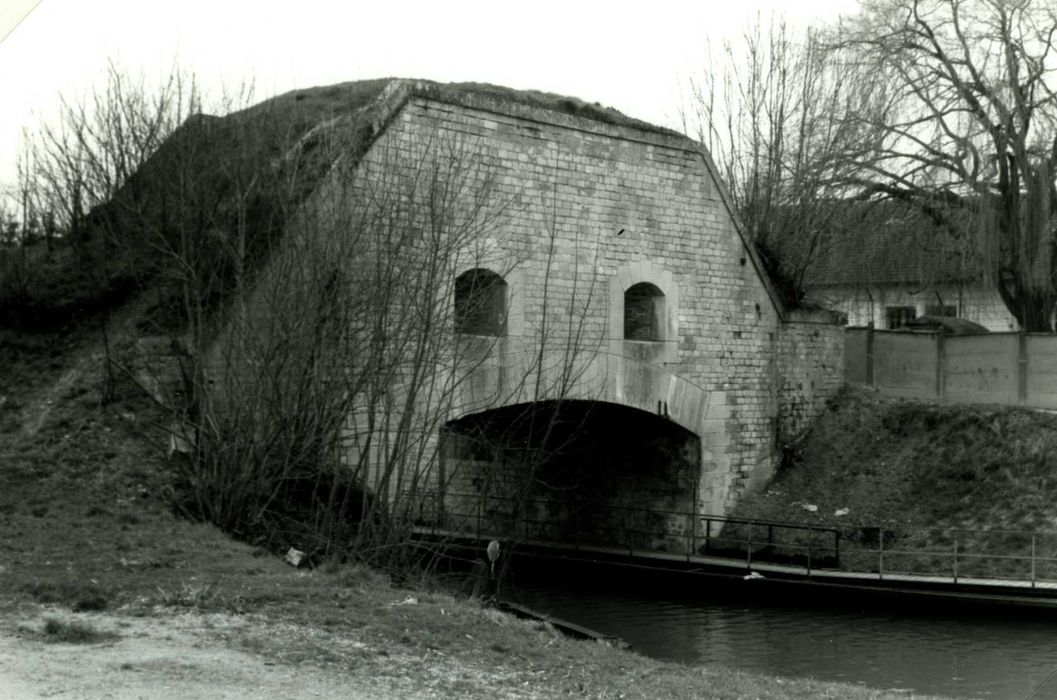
454 269 507 336
624 282 664 341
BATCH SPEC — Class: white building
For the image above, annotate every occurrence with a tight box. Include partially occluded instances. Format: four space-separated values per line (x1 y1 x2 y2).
802 203 1020 331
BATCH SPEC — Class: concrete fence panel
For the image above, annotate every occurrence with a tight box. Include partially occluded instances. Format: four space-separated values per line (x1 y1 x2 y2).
845 327 1057 408
944 334 1019 405
872 331 939 399
844 328 869 384
1026 334 1057 409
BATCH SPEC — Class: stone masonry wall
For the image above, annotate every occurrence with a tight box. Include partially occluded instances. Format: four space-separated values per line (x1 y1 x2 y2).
291 90 848 519
358 95 786 517
776 310 847 451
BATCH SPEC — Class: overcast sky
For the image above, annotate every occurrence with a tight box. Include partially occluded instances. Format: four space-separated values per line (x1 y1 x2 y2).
0 0 856 197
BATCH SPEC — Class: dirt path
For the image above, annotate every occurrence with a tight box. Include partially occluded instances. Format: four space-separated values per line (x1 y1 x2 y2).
0 612 389 700
16 291 164 438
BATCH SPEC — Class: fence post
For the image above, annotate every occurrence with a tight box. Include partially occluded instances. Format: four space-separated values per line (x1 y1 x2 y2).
1018 330 1029 405
936 333 946 401
807 541 813 577
705 519 711 554
866 322 875 386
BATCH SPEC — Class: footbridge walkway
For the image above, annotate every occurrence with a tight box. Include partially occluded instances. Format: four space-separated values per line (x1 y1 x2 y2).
414 494 1057 607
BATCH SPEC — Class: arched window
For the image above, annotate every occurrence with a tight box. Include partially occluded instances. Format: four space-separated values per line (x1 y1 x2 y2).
454 269 507 336
624 282 665 341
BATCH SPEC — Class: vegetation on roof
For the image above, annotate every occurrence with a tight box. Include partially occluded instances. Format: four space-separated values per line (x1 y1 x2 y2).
417 80 686 139
234 78 686 141
3 76 693 332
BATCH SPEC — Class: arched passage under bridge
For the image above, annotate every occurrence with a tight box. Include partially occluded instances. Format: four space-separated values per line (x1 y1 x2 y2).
437 399 701 552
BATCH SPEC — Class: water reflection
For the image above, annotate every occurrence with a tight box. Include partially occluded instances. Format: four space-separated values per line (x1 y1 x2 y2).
503 565 1057 699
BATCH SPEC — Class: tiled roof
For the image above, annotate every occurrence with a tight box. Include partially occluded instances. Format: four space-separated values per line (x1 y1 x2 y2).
803 200 987 288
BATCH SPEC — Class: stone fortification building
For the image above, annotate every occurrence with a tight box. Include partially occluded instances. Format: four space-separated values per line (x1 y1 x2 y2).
208 79 844 542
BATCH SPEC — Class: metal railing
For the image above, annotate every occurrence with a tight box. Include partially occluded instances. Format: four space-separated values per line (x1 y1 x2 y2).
418 492 1057 587
423 492 840 570
836 527 1057 587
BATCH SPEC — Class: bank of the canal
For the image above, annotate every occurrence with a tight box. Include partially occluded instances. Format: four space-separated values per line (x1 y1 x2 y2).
501 557 1057 699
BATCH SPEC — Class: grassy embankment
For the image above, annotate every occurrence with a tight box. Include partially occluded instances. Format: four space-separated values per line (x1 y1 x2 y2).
734 386 1057 578
0 320 949 699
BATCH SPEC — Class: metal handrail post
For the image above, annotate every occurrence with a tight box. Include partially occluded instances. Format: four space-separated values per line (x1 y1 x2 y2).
686 512 691 563
574 511 581 553
747 521 753 571
705 519 711 554
627 511 633 556
807 541 812 577
879 529 885 580
953 538 958 583
1032 535 1037 588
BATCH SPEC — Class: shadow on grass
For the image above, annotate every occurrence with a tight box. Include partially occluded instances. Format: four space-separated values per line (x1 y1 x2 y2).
32 616 119 644
20 579 109 612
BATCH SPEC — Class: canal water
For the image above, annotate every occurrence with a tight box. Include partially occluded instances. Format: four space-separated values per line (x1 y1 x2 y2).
502 563 1057 699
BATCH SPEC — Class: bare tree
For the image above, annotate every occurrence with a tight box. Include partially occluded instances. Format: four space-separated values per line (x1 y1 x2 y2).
12 67 616 576
166 107 610 571
838 0 1057 330
686 16 883 306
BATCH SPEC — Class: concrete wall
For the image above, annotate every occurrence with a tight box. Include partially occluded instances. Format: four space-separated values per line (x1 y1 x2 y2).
944 334 1019 405
1026 335 1057 410
873 331 941 400
846 327 1057 408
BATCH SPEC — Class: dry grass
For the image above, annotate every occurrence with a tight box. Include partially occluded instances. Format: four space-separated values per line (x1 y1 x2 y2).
735 386 1057 574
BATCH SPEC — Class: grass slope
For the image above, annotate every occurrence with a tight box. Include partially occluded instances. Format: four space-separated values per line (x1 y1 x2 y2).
735 386 1057 573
